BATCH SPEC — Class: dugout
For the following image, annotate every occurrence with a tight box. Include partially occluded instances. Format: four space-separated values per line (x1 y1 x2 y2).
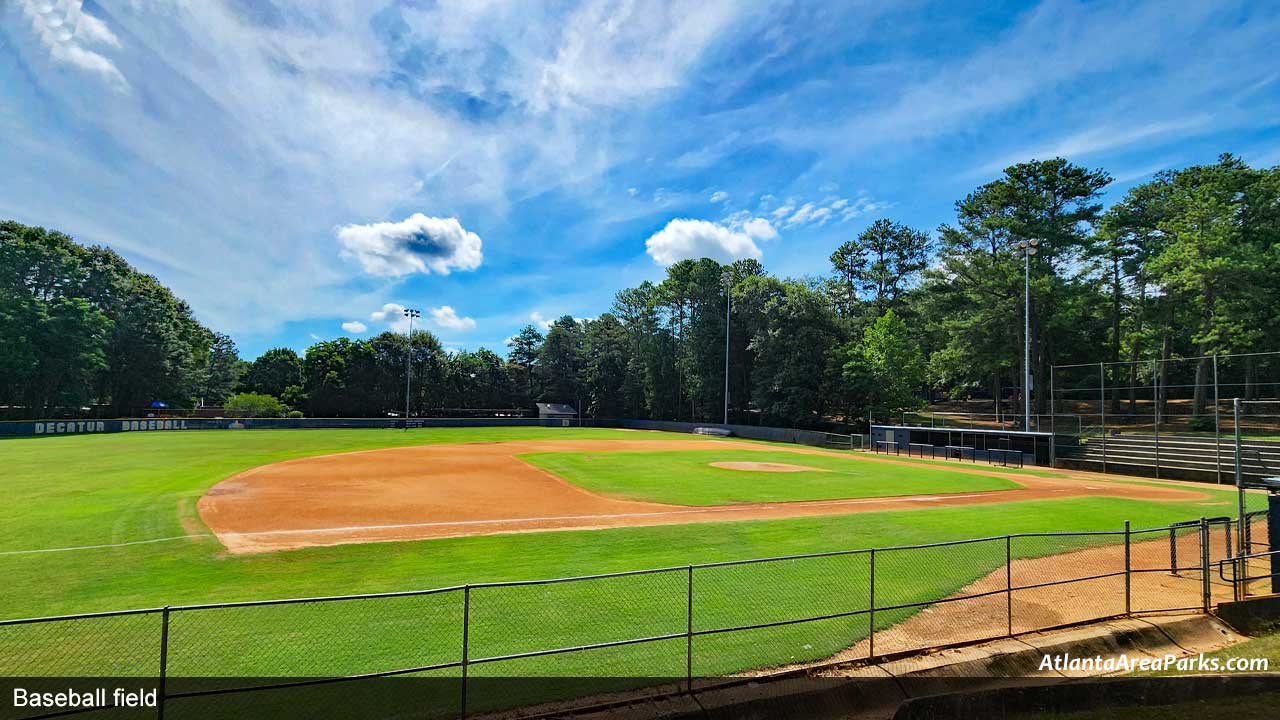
871 425 1053 466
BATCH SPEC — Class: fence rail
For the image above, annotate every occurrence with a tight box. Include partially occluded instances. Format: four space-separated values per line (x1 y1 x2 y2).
1049 351 1280 482
2 512 1269 719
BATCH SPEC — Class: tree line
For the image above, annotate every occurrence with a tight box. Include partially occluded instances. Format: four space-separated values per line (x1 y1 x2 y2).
3 154 1276 424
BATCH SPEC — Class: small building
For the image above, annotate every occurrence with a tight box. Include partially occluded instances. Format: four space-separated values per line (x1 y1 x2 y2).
536 403 577 420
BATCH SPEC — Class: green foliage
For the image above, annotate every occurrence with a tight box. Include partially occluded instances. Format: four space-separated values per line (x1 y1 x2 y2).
0 221 230 416
224 392 283 418
845 310 926 414
286 409 304 419
750 282 843 427
829 218 931 319
240 347 302 398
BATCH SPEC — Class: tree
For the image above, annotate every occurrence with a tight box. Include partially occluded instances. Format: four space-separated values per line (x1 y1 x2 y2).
198 332 241 406
922 158 1110 415
506 324 544 406
750 282 842 427
856 219 932 316
845 310 925 415
224 392 283 418
1148 155 1272 413
537 316 584 406
828 240 866 317
582 314 630 417
242 348 303 398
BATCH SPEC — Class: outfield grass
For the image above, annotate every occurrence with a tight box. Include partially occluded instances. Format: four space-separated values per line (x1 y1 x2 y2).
0 427 1267 685
521 449 1020 504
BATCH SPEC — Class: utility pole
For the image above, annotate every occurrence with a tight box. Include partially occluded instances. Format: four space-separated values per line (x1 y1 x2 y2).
402 307 420 431
722 270 732 426
1014 239 1040 431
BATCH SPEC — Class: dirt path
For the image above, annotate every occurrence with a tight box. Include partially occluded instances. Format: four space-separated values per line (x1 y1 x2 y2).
197 439 1207 553
757 525 1242 674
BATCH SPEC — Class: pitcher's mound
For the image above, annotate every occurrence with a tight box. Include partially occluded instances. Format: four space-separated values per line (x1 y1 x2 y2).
710 461 830 473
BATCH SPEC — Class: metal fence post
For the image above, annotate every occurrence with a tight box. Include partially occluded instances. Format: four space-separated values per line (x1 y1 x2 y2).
1213 355 1221 484
1005 536 1013 637
157 607 170 720
461 585 470 720
685 565 694 692
1170 527 1178 576
1100 362 1107 473
1153 359 1161 479
868 549 876 661
1200 517 1211 612
1123 521 1131 616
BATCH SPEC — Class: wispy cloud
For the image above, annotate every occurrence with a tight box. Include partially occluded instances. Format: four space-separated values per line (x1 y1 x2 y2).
973 116 1213 177
12 1 128 91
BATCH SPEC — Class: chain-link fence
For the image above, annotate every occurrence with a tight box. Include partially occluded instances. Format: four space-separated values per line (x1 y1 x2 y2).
0 513 1270 719
1051 352 1280 482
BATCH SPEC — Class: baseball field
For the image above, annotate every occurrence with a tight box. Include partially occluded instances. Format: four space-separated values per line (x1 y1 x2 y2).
0 425 1266 688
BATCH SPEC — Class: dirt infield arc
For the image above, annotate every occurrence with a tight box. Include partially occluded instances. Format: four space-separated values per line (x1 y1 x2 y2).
197 438 1207 553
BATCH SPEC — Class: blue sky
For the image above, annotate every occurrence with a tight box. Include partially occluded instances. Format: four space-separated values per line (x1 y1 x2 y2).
3 0 1278 359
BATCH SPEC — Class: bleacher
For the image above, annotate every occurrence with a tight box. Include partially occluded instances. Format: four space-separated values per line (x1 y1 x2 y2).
1055 434 1280 483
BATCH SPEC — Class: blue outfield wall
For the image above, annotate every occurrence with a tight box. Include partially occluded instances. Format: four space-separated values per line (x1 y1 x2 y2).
0 416 858 446
0 416 592 438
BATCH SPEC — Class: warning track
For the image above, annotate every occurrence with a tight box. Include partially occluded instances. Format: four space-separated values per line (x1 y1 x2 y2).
196 439 1206 554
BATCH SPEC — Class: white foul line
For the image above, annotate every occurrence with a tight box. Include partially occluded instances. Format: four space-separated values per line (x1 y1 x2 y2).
0 492 1005 555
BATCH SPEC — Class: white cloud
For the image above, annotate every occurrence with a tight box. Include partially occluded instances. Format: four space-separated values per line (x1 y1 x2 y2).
809 207 833 225
709 190 729 203
15 0 128 91
341 320 368 334
741 217 778 241
645 219 763 266
770 204 794 220
830 198 849 210
784 202 817 227
370 302 410 333
839 196 891 222
529 311 554 330
627 187 639 197
337 214 483 278
530 0 743 112
430 306 476 331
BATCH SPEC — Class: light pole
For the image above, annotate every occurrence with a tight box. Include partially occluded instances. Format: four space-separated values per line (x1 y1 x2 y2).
402 307 420 430
722 270 732 426
1013 239 1040 431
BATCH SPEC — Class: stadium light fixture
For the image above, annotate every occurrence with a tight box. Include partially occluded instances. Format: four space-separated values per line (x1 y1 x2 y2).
1012 240 1041 431
722 270 733 426
402 308 421 430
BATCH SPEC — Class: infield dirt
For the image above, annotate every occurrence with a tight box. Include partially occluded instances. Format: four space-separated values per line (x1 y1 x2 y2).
197 438 1206 553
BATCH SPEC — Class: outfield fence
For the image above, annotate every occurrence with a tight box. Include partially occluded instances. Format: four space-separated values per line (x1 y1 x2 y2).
1 511 1271 719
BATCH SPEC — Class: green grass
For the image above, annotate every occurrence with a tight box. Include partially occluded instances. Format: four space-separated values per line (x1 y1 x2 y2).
0 427 1267 687
520 449 1021 504
1133 629 1280 677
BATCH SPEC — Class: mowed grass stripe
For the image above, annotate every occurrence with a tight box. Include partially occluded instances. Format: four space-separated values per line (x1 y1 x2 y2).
520 449 1020 505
